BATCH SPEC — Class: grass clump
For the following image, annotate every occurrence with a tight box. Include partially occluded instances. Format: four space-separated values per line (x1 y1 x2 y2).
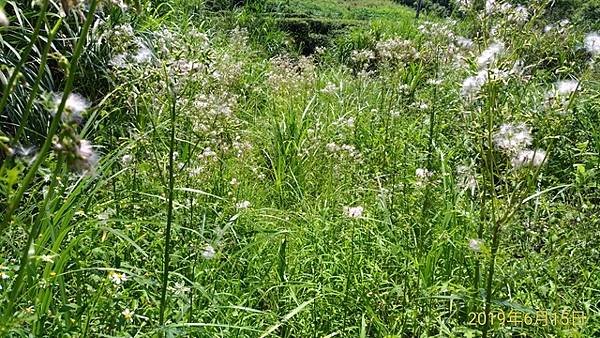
1 0 600 337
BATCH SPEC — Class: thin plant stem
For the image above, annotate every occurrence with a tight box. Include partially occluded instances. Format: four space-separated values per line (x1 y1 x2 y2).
0 0 98 235
481 81 499 338
0 0 50 116
159 81 178 329
13 18 63 145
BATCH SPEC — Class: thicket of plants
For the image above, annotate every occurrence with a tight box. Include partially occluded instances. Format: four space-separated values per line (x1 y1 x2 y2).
394 0 600 27
1 0 599 336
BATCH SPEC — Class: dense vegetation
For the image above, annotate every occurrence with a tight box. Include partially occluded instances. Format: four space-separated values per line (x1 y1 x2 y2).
1 0 599 336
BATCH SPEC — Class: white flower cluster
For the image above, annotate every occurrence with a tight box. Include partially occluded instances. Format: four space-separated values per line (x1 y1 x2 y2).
267 55 316 92
456 164 478 195
375 38 418 66
461 42 507 100
544 79 579 111
325 142 362 162
343 206 363 218
492 123 532 152
493 123 547 169
584 32 600 57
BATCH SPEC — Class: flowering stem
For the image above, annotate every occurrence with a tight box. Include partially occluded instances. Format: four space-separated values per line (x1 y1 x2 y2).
0 0 98 235
159 81 177 329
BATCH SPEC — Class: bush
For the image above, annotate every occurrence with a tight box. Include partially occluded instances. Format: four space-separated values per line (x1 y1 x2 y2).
393 0 455 16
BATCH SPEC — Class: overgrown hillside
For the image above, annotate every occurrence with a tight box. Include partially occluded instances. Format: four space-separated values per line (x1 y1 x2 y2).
1 0 599 337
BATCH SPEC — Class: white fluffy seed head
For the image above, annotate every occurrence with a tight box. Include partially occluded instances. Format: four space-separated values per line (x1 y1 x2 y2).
555 80 579 96
468 238 483 252
461 70 488 99
511 149 547 169
133 44 153 64
343 206 363 218
0 8 9 26
202 244 216 260
493 123 532 152
236 200 251 209
54 92 90 125
477 42 504 69
584 32 600 57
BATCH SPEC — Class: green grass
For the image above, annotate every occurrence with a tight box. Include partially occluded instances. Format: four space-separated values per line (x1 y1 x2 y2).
1 0 600 337
273 0 415 20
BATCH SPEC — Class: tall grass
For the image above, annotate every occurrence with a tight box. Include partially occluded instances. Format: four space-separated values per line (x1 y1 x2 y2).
1 0 599 336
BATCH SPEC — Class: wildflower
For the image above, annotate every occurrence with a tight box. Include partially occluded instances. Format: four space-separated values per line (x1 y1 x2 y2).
114 23 134 38
190 166 203 176
510 59 524 76
40 254 55 263
70 139 98 172
336 116 355 128
229 26 249 48
456 0 472 11
236 200 251 209
415 168 433 187
416 168 433 180
375 38 417 65
54 92 90 123
121 154 133 165
172 281 190 296
455 36 474 49
15 145 36 158
343 206 364 218
498 2 512 14
1 272 9 280
426 79 442 86
321 82 338 94
201 147 216 158
477 42 504 69
0 8 9 26
351 49 376 64
511 149 547 168
97 208 114 224
468 239 483 252
584 32 600 57
121 308 134 322
492 123 532 152
555 80 579 96
171 59 202 76
133 44 152 64
326 142 339 152
545 80 579 109
230 178 239 186
559 19 570 27
510 5 529 24
64 93 90 114
202 244 216 260
108 271 128 285
110 53 128 69
456 165 477 195
109 0 128 10
485 0 496 14
461 70 488 98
